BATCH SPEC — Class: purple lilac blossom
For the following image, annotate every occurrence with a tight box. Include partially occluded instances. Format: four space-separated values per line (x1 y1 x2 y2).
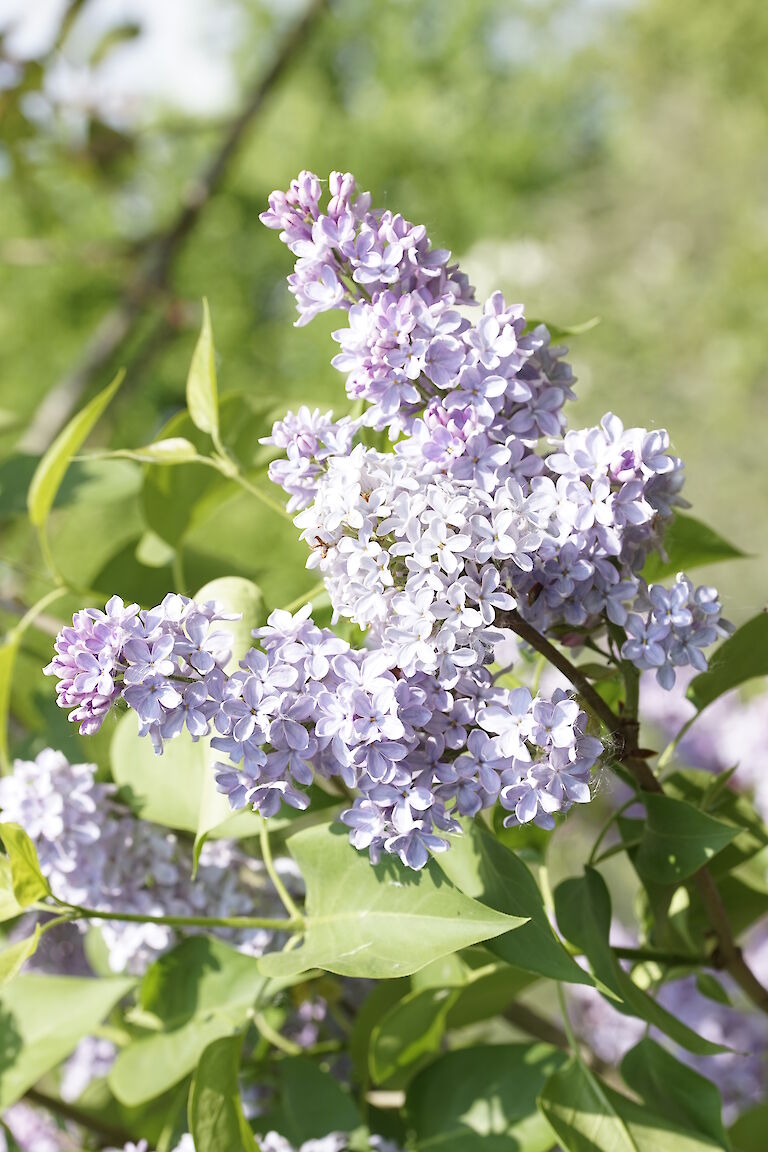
45 596 605 870
0 750 282 973
621 574 731 689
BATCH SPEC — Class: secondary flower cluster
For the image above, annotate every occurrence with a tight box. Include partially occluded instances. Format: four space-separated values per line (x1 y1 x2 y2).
261 171 728 682
44 594 604 868
622 573 729 688
0 749 280 972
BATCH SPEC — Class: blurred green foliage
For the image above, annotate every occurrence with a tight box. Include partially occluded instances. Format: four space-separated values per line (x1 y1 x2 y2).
1 0 766 769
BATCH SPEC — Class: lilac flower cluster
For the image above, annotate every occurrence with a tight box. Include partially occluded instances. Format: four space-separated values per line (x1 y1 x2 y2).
621 573 730 689
0 750 280 972
261 405 361 512
260 168 472 330
258 1135 403 1152
293 444 551 677
260 172 729 684
44 595 604 869
44 593 235 740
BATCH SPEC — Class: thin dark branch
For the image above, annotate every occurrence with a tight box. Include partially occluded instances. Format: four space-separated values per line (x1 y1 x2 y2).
498 607 768 1017
504 1002 617 1083
497 610 623 737
20 0 328 452
25 1087 136 1145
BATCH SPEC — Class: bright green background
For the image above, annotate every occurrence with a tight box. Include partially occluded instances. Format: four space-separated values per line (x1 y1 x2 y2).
1 0 766 622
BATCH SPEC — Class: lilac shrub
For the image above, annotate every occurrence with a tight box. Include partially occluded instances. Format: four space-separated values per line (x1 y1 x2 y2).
43 171 733 871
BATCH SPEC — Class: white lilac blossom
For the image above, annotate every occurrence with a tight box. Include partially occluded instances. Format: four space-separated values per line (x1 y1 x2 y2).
260 406 361 512
0 750 279 973
45 596 605 870
260 172 729 679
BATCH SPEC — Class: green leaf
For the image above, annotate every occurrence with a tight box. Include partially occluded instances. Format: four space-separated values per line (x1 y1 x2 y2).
0 822 52 906
437 819 591 984
695 973 732 1006
27 370 124 528
273 1057 361 1145
369 985 459 1087
0 925 40 985
539 1055 729 1152
186 298 219 438
554 869 725 1055
259 823 527 981
407 1043 566 1152
0 973 134 1108
109 936 290 1106
0 859 23 924
188 1034 259 1152
634 794 739 885
642 513 746 582
620 1038 730 1149
111 712 260 842
526 316 601 339
539 1058 639 1152
688 614 768 711
661 769 767 877
730 1102 768 1151
349 980 410 1082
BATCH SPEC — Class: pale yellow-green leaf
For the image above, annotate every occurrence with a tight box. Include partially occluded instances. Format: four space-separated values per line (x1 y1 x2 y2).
186 298 219 437
27 369 124 527
0 925 40 986
0 823 52 907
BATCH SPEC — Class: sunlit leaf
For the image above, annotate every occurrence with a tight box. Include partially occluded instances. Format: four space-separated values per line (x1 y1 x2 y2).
27 370 124 528
0 974 134 1108
621 1038 730 1149
643 513 746 582
109 936 275 1106
554 869 725 1054
635 794 739 885
0 925 40 986
259 823 527 981
369 984 460 1087
539 1054 729 1152
407 1043 565 1152
186 298 219 438
0 822 52 907
189 1034 259 1152
437 819 591 984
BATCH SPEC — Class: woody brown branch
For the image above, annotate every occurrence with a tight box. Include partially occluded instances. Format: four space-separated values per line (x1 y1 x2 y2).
497 608 768 1016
